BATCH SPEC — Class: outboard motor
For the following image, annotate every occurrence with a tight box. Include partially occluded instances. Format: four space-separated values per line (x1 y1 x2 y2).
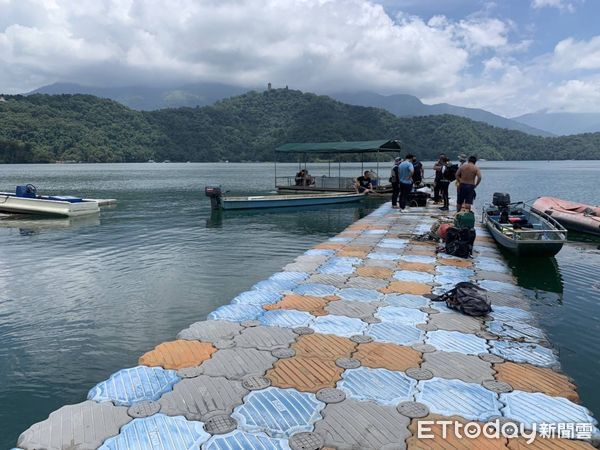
205 186 223 210
492 192 511 208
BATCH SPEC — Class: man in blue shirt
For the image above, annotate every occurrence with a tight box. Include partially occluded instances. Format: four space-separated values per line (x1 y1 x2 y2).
398 154 414 211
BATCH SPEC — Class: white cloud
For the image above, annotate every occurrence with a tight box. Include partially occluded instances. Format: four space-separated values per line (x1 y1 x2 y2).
530 0 577 13
547 78 600 112
551 36 600 71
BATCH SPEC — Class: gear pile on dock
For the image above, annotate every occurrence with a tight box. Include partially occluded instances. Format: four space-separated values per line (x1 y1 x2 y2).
15 203 598 449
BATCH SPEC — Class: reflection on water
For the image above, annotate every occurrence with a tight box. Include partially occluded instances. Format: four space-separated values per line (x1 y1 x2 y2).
0 161 599 448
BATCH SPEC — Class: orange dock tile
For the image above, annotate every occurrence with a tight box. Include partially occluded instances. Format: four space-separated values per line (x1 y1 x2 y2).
314 242 345 250
267 356 343 392
494 362 579 402
264 294 333 316
438 258 474 268
404 247 437 257
293 333 356 360
357 266 394 279
507 438 595 450
408 415 508 449
337 249 370 258
353 342 422 371
139 340 216 370
397 262 436 273
380 281 432 295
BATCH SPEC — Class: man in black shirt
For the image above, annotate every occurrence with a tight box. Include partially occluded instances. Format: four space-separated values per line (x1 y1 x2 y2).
355 171 373 193
412 156 424 187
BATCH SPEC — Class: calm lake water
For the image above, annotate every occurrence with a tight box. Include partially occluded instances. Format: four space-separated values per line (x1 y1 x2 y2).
1 161 599 447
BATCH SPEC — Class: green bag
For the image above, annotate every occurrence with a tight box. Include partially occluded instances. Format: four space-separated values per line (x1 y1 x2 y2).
454 210 475 229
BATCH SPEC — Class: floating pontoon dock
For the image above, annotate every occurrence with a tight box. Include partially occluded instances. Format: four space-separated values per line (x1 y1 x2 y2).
14 203 598 449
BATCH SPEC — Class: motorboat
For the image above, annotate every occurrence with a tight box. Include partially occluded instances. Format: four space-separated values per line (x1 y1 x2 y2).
205 186 364 210
482 192 567 257
0 184 116 217
532 196 600 237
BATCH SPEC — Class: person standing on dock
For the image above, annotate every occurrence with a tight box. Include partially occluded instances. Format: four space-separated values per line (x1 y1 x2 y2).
455 155 482 211
411 156 424 188
390 157 401 208
437 156 452 211
433 153 446 203
398 154 414 211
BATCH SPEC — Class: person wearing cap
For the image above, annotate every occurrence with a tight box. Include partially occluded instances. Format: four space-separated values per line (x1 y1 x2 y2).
390 157 401 208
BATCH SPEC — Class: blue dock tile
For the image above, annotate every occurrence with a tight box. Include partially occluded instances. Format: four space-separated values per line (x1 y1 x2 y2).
478 280 521 295
375 306 427 325
436 266 475 278
501 391 598 432
338 288 384 302
398 255 436 264
490 305 533 323
474 257 510 273
98 414 210 449
232 291 282 306
310 315 367 337
337 367 416 406
88 366 180 406
208 304 264 322
329 237 352 243
232 387 324 438
293 283 338 297
425 330 488 355
305 249 335 256
368 322 424 346
259 310 315 328
317 262 355 275
416 378 501 421
378 238 409 249
488 321 546 343
204 430 291 450
433 274 472 286
253 279 298 292
384 294 430 309
367 252 401 261
363 229 387 235
490 341 559 368
270 272 310 282
393 271 434 283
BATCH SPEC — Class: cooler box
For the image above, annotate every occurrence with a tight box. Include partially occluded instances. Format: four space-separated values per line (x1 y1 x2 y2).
408 191 429 207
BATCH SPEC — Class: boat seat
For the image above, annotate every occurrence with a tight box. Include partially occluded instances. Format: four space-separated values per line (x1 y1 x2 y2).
48 196 84 203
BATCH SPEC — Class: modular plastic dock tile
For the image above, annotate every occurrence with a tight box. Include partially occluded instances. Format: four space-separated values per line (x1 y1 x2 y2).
234 326 298 350
200 348 277 379
396 261 437 273
353 342 422 372
494 362 578 401
88 366 180 406
97 414 210 450
356 266 394 279
422 351 495 383
438 257 474 268
490 306 533 323
490 341 558 368
338 367 416 405
507 437 596 450
267 357 344 392
367 252 402 261
338 287 384 302
378 238 409 248
427 313 483 334
293 283 338 297
407 414 508 449
204 430 291 450
368 322 424 346
208 304 264 322
253 279 298 292
310 315 367 337
488 321 546 343
416 378 501 421
375 306 428 325
501 391 597 430
303 274 348 288
399 255 437 264
345 276 388 290
434 274 473 286
329 237 353 243
475 270 516 283
475 257 511 273
139 340 216 370
293 334 356 360
159 375 248 420
393 270 435 283
380 281 432 295
17 401 131 450
264 294 332 315
479 280 521 295
329 256 362 266
177 320 243 342
363 258 399 269
259 310 315 328
305 249 335 256
232 290 283 306
270 271 310 282
436 265 476 278
324 299 378 318
384 293 430 309
232 387 325 438
317 262 355 275
426 330 488 355
314 399 411 449
336 248 369 258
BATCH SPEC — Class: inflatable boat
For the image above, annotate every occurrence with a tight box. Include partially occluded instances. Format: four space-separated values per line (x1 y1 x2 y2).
533 197 600 237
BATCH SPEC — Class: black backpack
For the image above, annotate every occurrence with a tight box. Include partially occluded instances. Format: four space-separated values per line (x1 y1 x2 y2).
445 226 475 258
434 282 492 317
443 164 459 182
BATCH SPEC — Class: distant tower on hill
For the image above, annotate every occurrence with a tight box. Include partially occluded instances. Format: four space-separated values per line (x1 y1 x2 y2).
267 82 272 91
0 96 6 102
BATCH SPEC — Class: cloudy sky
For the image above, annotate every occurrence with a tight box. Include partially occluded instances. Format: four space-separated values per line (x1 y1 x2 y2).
1 0 599 116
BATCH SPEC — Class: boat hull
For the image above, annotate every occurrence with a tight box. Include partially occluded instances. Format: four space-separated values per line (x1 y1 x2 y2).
0 193 100 217
222 193 364 210
533 197 600 236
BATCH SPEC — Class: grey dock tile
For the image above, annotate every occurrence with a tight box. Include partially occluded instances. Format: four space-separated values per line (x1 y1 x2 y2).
345 276 388 290
421 351 495 383
159 375 248 421
425 330 488 355
302 273 349 287
177 320 243 342
325 300 378 318
314 399 410 450
17 401 131 450
233 325 297 350
200 348 277 379
427 313 484 334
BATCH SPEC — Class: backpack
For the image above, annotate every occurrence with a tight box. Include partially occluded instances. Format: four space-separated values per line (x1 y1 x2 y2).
454 210 475 229
443 164 459 182
434 282 492 317
445 226 476 258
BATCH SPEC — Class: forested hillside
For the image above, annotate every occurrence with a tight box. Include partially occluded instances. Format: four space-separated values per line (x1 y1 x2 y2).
1 89 599 163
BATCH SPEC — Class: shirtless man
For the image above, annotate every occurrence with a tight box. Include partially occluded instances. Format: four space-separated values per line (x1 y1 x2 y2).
455 155 482 211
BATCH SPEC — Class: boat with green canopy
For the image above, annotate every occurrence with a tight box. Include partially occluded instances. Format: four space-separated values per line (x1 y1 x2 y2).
274 139 402 194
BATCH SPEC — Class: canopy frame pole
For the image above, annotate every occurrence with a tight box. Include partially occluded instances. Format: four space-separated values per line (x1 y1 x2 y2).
338 157 341 189
361 153 364 174
376 150 380 187
328 159 331 177
274 148 277 188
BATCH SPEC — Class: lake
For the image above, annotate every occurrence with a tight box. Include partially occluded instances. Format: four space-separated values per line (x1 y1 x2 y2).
1 160 599 447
